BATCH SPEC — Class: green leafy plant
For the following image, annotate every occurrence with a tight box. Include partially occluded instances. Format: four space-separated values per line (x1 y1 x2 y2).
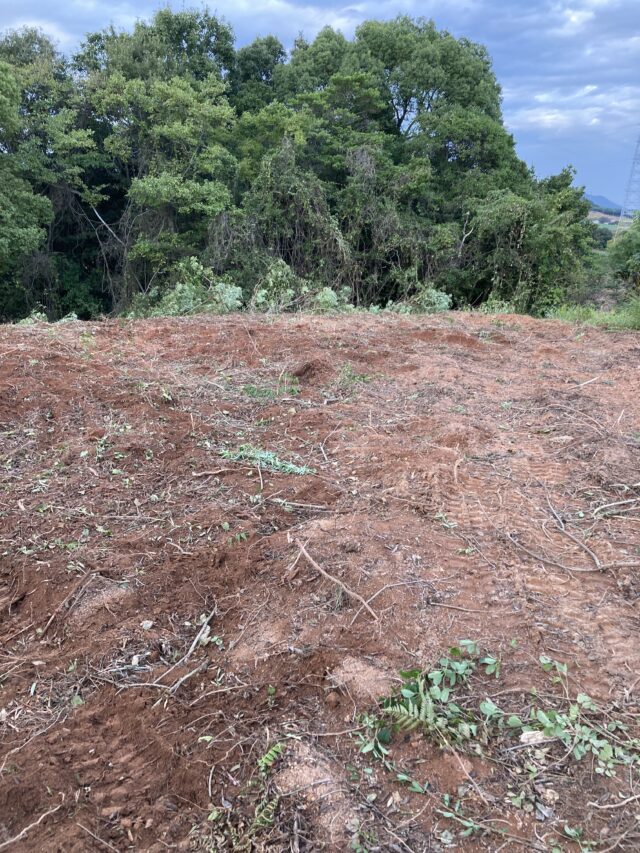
221 444 315 475
257 741 286 774
378 644 639 780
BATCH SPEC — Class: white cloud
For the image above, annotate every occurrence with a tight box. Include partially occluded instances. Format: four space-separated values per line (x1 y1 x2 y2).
6 17 76 47
507 83 640 138
551 6 595 35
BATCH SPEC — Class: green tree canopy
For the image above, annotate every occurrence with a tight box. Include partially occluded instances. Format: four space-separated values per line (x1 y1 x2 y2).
0 10 597 320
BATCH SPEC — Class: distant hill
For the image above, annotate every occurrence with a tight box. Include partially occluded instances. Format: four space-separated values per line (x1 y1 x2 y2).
586 194 622 215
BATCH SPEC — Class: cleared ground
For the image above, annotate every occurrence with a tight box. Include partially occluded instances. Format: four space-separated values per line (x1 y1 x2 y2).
1 312 639 851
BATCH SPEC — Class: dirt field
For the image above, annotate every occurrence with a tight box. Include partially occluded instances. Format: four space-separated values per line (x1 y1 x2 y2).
1 312 639 852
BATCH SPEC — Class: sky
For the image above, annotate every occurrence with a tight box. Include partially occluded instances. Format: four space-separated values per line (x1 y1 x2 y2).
1 0 638 203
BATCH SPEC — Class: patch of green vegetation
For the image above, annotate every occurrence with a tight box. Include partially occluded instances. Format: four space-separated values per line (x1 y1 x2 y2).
338 364 372 387
242 384 276 400
550 297 640 331
242 374 300 400
349 641 640 848
221 444 315 475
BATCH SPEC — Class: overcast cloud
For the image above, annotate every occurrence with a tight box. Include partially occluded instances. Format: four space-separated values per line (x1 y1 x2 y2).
1 0 638 201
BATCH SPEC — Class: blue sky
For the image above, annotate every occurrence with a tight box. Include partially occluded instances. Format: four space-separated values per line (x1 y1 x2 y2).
1 0 638 202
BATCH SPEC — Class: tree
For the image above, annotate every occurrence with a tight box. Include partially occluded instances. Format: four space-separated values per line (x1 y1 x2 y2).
608 217 640 289
352 17 502 135
0 12 596 320
0 29 101 317
229 36 286 114
0 58 52 318
76 10 236 306
462 169 592 312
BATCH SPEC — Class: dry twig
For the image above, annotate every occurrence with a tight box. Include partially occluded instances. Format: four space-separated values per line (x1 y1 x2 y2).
293 540 378 622
0 805 62 850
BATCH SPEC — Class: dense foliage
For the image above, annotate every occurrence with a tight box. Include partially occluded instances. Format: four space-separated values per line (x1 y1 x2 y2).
0 10 616 320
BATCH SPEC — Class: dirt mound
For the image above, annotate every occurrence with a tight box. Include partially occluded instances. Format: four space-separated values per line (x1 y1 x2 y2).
1 312 639 851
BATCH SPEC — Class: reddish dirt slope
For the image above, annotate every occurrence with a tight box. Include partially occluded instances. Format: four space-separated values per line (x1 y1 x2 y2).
0 313 639 851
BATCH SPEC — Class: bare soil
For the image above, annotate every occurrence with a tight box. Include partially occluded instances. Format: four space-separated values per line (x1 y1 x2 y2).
1 312 639 851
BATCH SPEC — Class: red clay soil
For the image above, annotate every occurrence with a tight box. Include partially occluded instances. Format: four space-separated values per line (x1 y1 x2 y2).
0 312 639 851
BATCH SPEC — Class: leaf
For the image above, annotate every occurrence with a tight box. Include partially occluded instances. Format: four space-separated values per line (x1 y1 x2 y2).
536 709 551 727
563 825 581 840
399 669 421 680
480 698 500 718
459 639 479 655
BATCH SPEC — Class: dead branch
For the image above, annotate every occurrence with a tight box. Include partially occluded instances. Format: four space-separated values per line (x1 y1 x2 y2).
293 540 378 622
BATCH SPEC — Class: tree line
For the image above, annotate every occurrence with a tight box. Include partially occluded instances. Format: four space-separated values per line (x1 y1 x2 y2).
0 10 632 321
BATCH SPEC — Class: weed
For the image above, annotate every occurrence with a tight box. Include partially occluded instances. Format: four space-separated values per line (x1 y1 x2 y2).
348 820 380 852
351 642 638 846
242 384 276 400
243 373 299 401
551 297 640 331
338 364 371 386
221 444 315 475
257 742 286 774
352 714 429 794
434 511 458 529
437 796 484 839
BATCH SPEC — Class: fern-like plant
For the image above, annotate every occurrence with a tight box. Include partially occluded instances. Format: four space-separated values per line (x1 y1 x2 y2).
385 675 435 732
257 741 286 773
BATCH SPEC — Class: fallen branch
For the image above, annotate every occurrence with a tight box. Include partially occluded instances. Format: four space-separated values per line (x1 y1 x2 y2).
503 530 601 575
293 540 378 622
588 792 640 811
349 580 431 626
593 497 639 516
154 608 216 685
441 734 494 808
76 822 118 851
152 659 208 707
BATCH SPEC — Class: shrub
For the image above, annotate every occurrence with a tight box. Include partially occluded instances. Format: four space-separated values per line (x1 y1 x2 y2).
479 296 516 315
313 286 340 313
16 309 48 325
386 286 452 315
251 259 308 312
128 257 242 317
413 286 452 313
312 286 353 313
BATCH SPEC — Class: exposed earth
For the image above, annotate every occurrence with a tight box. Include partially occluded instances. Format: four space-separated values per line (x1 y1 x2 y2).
1 312 639 851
